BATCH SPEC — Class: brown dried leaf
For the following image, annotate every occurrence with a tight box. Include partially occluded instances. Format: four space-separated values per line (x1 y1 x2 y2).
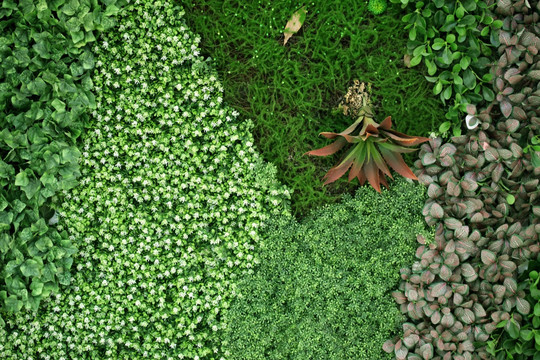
283 7 307 45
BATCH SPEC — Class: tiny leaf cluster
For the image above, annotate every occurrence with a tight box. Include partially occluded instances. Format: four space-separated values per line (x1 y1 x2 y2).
224 178 433 360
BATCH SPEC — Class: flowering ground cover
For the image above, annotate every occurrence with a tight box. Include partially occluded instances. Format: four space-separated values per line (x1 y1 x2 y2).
0 0 539 359
1 1 290 358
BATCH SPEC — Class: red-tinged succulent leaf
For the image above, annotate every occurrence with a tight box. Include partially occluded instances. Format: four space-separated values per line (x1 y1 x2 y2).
493 284 506 298
458 308 475 324
529 70 540 80
421 271 436 284
484 147 499 162
516 297 530 315
371 146 393 179
473 303 487 318
430 203 444 219
419 343 433 360
440 265 452 281
322 159 354 185
512 106 527 120
500 100 512 118
509 235 524 248
395 344 408 360
439 143 457 157
444 218 462 230
380 116 392 130
441 312 455 327
382 340 394 354
496 77 505 91
504 68 520 80
356 171 366 185
455 226 469 240
492 163 504 182
461 263 477 279
444 253 459 267
427 183 442 198
470 212 484 223
363 157 381 192
460 179 478 192
480 249 496 265
500 30 512 45
422 153 436 166
500 261 517 273
453 284 469 296
305 138 347 156
504 277 517 294
508 75 524 85
383 129 429 146
319 132 358 143
431 282 447 297
379 146 418 180
392 291 407 304
403 334 420 349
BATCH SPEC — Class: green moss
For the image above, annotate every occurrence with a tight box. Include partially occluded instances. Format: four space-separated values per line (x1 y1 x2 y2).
182 0 446 217
368 0 388 15
223 178 434 359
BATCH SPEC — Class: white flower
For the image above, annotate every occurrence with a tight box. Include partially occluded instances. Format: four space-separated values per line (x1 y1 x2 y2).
466 114 479 130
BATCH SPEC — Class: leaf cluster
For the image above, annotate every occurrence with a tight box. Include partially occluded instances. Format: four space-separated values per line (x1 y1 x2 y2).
392 0 500 136
224 178 433 360
0 0 120 314
487 260 540 360
384 2 540 358
306 82 428 192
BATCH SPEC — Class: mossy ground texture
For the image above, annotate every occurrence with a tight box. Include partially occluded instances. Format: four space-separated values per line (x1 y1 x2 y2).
182 0 446 217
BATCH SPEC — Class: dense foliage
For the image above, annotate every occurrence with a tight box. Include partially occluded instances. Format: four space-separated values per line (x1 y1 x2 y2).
306 81 428 191
182 0 447 216
0 0 121 314
487 258 540 359
223 178 433 360
0 1 290 358
392 0 500 136
384 0 540 358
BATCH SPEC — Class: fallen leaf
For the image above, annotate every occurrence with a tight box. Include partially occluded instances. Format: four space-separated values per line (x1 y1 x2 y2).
283 7 307 45
403 54 412 68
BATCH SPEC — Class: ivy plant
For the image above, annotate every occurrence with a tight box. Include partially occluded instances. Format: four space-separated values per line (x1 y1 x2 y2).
0 0 120 315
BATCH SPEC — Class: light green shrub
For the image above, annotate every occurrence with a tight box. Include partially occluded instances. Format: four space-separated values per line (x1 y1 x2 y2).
0 1 289 358
223 177 433 360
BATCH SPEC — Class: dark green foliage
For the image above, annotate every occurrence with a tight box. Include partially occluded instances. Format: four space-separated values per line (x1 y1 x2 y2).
0 0 121 314
385 2 540 358
392 0 500 136
223 178 432 360
181 0 446 216
487 258 540 359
